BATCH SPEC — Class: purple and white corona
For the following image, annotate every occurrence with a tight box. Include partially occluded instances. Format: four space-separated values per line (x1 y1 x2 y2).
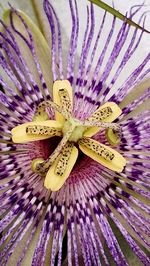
0 0 150 265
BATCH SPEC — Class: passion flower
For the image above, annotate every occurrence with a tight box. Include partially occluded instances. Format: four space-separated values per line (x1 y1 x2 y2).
0 0 150 265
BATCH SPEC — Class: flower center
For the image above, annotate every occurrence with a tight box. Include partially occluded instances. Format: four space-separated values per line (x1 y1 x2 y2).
62 118 87 142
11 79 126 191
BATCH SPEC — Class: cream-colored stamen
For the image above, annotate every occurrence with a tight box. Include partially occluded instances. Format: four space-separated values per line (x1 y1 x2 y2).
83 120 120 131
11 120 62 143
58 89 72 118
26 125 62 137
55 142 74 176
35 125 75 174
79 138 115 161
44 144 78 191
88 106 113 122
53 80 73 123
79 137 126 172
34 100 68 121
84 102 122 137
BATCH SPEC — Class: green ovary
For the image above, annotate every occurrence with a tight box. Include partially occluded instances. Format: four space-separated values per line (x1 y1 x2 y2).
62 119 86 142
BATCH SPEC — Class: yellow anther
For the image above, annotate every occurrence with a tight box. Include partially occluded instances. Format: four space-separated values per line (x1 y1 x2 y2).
88 106 113 122
79 138 115 161
34 126 74 174
84 102 122 137
11 120 62 143
58 88 72 118
55 142 74 176
79 138 126 173
53 80 73 123
26 125 62 137
44 145 78 191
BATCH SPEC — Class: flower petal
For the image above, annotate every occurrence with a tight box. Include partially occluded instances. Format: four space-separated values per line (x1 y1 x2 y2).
44 143 78 191
53 80 73 123
3 9 53 97
79 137 126 172
119 77 150 110
84 102 122 137
11 120 62 143
0 1 36 20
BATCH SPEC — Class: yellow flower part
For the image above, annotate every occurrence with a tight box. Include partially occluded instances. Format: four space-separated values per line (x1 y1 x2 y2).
78 138 126 173
11 120 62 143
11 80 126 191
53 79 73 123
44 143 78 191
84 102 122 137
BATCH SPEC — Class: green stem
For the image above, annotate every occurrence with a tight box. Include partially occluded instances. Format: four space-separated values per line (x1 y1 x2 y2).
88 0 150 33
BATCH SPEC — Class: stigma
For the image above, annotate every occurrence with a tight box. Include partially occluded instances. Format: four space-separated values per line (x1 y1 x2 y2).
62 118 87 142
11 80 126 191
